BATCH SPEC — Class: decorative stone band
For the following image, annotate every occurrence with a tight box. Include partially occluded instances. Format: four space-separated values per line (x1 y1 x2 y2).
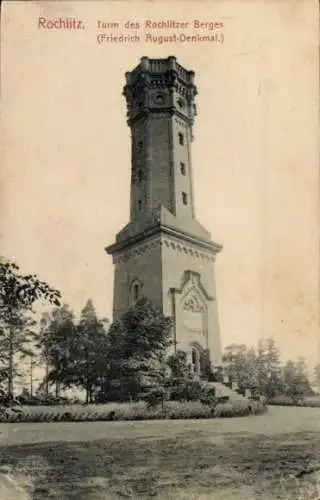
106 222 222 256
174 116 188 128
109 230 221 264
162 237 216 262
127 108 193 128
112 237 160 264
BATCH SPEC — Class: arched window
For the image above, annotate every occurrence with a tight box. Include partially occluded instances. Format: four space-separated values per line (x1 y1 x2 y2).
130 279 143 305
192 348 197 365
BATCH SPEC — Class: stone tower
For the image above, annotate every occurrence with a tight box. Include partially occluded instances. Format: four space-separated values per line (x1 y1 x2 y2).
106 56 223 371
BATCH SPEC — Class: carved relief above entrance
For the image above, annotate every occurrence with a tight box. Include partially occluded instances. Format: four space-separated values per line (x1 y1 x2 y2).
170 270 213 349
183 293 205 312
182 288 206 336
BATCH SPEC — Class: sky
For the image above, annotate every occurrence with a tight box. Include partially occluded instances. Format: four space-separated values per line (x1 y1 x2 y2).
1 0 319 373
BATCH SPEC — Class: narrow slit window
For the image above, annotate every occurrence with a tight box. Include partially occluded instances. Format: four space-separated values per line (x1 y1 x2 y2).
133 284 139 301
180 162 186 175
137 140 143 152
178 132 184 146
182 192 188 205
138 170 143 183
138 200 142 211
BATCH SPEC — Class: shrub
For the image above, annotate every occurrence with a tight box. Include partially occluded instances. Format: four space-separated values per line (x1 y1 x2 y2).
16 393 74 406
214 399 266 418
139 387 167 408
169 379 203 402
268 395 320 407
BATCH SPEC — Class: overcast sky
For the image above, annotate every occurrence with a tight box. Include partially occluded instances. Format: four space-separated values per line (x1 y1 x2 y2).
1 1 319 369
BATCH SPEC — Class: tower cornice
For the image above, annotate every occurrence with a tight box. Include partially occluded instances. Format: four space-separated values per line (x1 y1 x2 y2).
105 223 222 257
126 107 194 128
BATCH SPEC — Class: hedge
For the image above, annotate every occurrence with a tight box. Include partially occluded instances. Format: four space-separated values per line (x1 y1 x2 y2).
0 399 267 423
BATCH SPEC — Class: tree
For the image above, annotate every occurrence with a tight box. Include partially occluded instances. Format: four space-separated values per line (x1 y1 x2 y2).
73 299 110 403
314 363 320 391
222 339 284 398
38 304 76 397
167 350 189 379
105 297 172 401
222 343 253 392
253 338 284 399
0 258 60 395
38 312 51 395
1 309 37 394
38 301 110 401
295 357 311 394
245 347 259 392
283 357 311 402
256 340 267 394
283 360 297 399
0 258 60 318
221 339 311 401
263 338 283 398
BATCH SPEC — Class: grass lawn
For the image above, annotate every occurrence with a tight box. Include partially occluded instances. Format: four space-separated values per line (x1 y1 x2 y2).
0 406 319 499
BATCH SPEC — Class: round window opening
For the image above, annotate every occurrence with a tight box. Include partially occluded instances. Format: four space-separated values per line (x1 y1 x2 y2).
155 94 164 104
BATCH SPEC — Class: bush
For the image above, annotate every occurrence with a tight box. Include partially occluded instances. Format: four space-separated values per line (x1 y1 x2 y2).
169 379 204 402
16 393 73 406
0 397 267 423
214 399 266 418
139 387 167 408
268 395 320 407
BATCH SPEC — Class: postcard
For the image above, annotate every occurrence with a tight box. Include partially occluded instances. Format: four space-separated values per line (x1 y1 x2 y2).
1 1 319 499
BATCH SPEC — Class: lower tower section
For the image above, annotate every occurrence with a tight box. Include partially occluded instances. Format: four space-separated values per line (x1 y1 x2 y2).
161 231 222 369
106 222 222 371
